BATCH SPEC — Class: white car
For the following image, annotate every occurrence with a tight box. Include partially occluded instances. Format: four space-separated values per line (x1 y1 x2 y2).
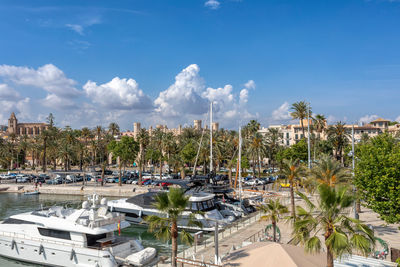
245 179 262 186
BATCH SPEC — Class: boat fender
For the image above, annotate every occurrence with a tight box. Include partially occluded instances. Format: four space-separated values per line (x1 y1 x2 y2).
39 244 44 255
11 240 16 250
70 249 76 261
139 210 142 218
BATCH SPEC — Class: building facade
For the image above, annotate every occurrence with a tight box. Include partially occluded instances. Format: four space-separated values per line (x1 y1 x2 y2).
7 112 48 136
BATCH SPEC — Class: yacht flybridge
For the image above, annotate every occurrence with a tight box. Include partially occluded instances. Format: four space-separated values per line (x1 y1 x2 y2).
0 194 157 267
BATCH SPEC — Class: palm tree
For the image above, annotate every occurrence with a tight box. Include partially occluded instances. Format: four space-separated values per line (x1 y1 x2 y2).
264 128 282 169
291 101 311 138
279 158 305 221
108 122 120 138
309 155 351 187
246 132 265 177
259 199 288 242
137 128 149 185
145 188 202 267
327 122 349 164
292 185 375 267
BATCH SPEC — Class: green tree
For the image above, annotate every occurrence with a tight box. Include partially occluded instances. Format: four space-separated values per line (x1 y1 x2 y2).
290 101 311 137
145 188 202 267
259 199 288 242
108 136 139 186
180 141 197 168
354 133 400 223
264 128 282 169
279 158 305 221
292 185 375 267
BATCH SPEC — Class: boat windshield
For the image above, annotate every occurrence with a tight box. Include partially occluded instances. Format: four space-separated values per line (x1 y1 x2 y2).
190 199 215 211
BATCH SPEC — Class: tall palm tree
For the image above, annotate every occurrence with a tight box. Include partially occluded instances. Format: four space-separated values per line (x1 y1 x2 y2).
137 128 149 185
246 132 265 177
327 122 349 164
108 122 120 138
291 101 312 138
259 199 288 242
162 132 177 174
292 185 375 267
153 128 165 178
279 158 305 221
264 128 282 169
145 188 202 267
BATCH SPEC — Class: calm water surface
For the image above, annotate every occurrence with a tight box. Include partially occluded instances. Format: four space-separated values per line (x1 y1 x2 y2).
0 193 185 266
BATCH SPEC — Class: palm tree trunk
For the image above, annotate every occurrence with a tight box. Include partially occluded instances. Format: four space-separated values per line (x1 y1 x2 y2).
159 158 162 179
327 246 334 267
272 221 277 242
301 120 305 138
101 164 105 186
43 137 47 172
171 221 178 267
257 152 261 178
119 163 122 187
290 181 296 221
228 167 233 187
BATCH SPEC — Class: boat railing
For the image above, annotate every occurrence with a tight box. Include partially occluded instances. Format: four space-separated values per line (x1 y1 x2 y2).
0 230 84 248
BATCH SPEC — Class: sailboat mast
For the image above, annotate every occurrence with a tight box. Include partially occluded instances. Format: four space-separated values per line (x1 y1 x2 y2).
210 101 213 173
238 126 242 204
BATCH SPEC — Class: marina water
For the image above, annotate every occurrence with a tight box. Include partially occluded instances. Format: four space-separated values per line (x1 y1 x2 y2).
0 193 187 266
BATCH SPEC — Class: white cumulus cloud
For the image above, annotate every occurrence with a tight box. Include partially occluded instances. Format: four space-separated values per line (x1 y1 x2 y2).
0 64 80 97
359 114 379 124
271 102 291 121
239 89 248 104
205 0 220 9
0 84 21 100
155 64 208 117
83 77 153 110
244 80 256 89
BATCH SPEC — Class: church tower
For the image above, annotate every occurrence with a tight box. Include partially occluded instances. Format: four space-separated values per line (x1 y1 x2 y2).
8 112 17 134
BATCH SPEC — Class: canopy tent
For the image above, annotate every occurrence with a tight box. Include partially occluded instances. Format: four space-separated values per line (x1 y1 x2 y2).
223 242 326 267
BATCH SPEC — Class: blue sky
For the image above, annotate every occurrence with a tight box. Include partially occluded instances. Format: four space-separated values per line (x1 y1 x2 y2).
0 0 400 130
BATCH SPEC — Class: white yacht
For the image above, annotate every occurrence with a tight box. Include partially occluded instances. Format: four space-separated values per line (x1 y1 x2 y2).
108 191 235 232
0 195 157 267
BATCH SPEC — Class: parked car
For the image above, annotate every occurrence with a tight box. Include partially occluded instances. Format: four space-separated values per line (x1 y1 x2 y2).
16 176 30 183
143 179 152 185
38 174 50 180
46 179 62 185
34 177 46 183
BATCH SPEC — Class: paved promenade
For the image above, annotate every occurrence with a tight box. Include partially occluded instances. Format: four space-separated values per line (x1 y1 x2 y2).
0 182 150 197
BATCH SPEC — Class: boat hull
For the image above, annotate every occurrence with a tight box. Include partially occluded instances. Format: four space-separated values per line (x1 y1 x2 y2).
0 235 117 267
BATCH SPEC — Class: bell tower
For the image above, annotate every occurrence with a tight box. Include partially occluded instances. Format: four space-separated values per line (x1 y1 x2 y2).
8 112 18 134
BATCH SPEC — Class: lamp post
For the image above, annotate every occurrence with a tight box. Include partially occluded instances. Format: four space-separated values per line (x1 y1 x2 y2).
352 123 359 219
307 102 311 169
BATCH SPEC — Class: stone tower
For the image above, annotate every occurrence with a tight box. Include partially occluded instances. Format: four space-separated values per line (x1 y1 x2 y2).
133 122 141 134
212 122 219 132
8 112 17 134
194 120 202 130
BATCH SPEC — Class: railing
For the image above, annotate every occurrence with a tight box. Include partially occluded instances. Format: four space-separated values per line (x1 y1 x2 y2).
176 257 222 267
178 211 262 259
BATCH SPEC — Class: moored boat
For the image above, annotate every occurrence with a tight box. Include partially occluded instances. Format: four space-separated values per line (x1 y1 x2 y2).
0 194 157 266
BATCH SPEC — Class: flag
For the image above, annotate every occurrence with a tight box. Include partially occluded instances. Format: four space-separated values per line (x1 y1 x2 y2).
117 220 121 236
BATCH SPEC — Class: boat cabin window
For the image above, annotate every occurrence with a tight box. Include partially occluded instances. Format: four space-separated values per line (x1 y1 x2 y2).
38 228 71 240
86 233 107 247
2 218 36 225
191 199 215 211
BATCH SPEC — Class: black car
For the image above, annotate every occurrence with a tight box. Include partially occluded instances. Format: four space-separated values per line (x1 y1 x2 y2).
35 177 46 183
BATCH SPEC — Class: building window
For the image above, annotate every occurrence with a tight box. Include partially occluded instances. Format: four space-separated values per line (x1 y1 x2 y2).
295 134 298 140
286 133 289 138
